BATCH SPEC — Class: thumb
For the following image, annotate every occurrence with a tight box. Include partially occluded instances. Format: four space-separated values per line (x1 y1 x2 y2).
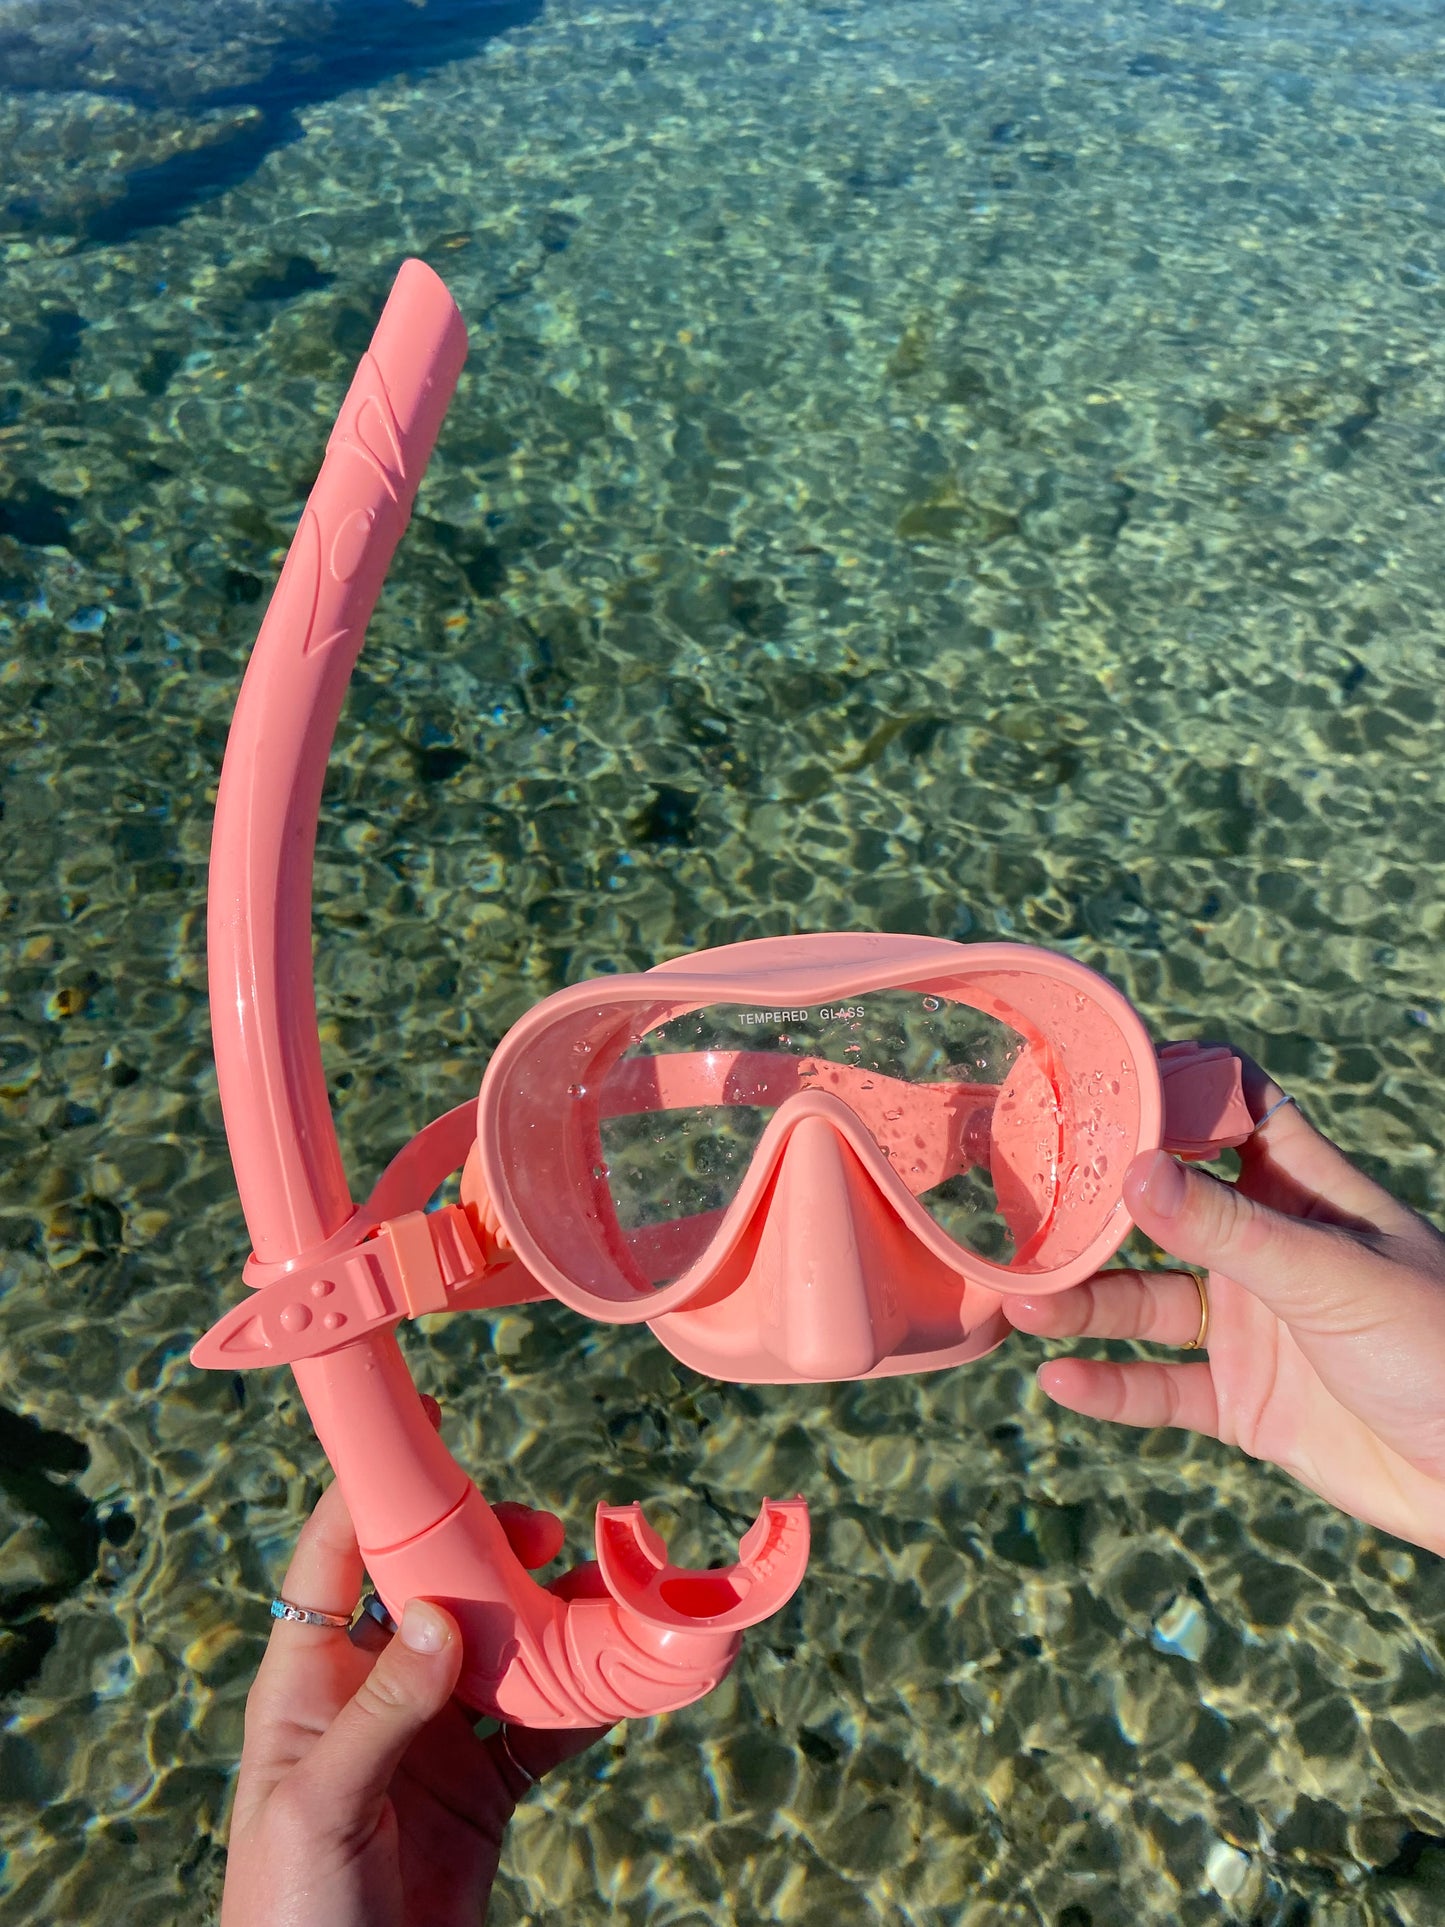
293 1602 463 1824
1123 1148 1366 1330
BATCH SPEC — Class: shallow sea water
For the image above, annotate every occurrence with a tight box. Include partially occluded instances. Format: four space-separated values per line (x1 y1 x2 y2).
3 0 1445 1921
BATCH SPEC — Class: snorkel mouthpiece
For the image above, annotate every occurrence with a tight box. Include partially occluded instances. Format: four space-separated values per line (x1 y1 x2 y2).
596 1497 809 1634
195 259 809 1727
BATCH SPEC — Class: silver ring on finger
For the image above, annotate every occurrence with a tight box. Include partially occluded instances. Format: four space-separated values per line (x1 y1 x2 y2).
1253 1091 1297 1132
270 1596 352 1628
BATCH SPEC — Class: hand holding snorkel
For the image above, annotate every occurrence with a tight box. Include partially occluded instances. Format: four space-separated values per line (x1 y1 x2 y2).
193 258 1261 1728
219 1397 613 1927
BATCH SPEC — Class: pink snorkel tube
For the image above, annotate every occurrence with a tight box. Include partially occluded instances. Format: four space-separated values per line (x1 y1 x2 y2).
203 258 809 1727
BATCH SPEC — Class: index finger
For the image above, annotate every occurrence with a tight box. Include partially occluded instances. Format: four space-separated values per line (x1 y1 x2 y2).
1191 1043 1424 1239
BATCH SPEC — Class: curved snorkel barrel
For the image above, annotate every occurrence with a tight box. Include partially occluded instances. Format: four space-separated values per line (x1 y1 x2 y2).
207 256 466 1257
201 260 808 1725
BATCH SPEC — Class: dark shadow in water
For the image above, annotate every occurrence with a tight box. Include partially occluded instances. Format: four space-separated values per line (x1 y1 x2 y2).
0 1402 134 1700
0 0 543 247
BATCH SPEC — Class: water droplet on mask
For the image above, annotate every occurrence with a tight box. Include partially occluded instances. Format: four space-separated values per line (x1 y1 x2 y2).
885 1108 903 1121
923 996 940 1012
567 1083 586 1097
1109 1079 1120 1095
591 1162 610 1180
861 1079 875 1090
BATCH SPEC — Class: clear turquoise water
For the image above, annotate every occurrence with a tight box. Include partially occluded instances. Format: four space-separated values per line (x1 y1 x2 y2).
4 1 1445 1921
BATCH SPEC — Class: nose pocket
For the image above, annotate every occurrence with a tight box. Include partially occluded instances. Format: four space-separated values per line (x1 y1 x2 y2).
986 1048 1063 1264
752 1115 910 1378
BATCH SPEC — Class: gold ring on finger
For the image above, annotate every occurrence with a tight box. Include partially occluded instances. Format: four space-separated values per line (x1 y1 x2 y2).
1179 1273 1210 1351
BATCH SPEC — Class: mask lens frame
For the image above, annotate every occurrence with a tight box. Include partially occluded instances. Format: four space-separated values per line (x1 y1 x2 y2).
478 942 1162 1322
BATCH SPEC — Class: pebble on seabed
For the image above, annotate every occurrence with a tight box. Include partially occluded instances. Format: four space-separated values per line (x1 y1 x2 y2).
1206 1839 1251 1900
1150 1593 1207 1662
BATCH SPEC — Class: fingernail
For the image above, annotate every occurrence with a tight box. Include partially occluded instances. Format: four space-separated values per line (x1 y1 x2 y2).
1139 1150 1186 1219
400 1601 448 1654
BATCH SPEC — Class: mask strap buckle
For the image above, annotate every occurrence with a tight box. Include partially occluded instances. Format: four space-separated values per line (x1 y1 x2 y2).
194 1102 549 1372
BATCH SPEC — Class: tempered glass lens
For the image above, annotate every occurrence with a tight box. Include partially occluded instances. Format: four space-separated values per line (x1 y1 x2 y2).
595 989 1042 1282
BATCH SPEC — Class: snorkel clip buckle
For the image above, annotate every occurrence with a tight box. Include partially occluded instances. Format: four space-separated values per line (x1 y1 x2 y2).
192 1204 541 1371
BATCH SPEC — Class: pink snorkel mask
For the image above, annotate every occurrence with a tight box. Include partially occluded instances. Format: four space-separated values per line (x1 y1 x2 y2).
193 261 1254 1728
